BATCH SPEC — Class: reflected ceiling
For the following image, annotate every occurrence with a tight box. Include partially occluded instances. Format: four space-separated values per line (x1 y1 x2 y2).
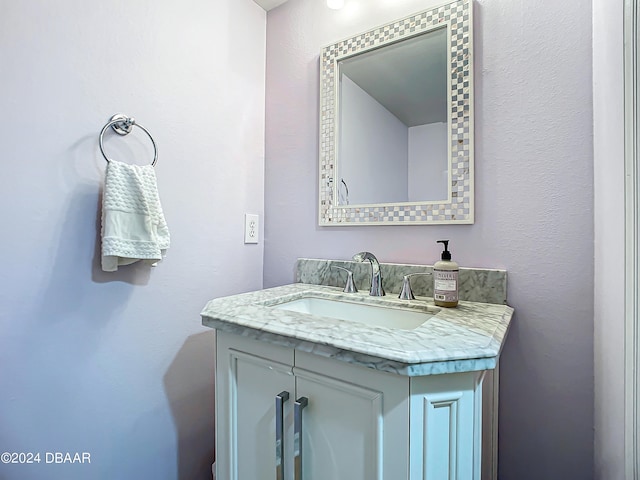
339 27 448 127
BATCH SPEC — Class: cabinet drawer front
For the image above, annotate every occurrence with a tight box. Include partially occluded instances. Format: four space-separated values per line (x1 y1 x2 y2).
217 330 295 365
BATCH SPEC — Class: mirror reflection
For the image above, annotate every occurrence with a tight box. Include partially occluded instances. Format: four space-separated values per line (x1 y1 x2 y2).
337 26 449 205
318 0 473 225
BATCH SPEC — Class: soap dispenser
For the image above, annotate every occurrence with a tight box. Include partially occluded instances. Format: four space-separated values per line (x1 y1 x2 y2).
433 240 459 307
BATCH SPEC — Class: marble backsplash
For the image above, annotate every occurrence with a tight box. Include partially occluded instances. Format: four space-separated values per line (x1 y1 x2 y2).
296 258 507 305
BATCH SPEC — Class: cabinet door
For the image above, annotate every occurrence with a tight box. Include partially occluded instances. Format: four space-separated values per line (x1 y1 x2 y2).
409 371 485 480
294 352 410 480
216 331 296 480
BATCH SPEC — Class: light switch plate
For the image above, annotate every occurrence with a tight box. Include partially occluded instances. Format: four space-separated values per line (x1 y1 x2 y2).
244 214 259 244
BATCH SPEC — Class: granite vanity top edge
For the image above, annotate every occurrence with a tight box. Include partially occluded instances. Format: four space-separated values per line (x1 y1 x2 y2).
201 316 501 377
200 283 513 368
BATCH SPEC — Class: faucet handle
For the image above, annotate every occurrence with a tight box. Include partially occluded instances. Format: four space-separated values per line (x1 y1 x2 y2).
331 265 358 293
398 272 433 300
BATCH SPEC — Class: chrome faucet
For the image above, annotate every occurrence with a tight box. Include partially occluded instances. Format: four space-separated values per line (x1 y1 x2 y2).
352 251 385 296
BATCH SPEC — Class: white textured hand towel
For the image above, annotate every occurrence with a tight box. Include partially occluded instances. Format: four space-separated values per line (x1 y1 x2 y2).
101 160 170 272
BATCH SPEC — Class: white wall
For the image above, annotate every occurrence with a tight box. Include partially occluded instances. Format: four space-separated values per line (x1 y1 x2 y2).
408 122 448 202
0 1 266 479
593 0 626 478
264 0 594 478
340 75 408 204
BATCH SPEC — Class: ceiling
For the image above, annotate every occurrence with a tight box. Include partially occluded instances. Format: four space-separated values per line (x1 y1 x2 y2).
253 0 289 11
339 27 448 127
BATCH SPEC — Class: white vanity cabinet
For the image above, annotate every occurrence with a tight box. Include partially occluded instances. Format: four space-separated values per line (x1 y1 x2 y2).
215 331 409 480
215 330 490 480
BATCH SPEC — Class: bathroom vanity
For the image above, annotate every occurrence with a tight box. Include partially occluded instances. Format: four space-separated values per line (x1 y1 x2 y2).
202 0 495 475
201 260 513 480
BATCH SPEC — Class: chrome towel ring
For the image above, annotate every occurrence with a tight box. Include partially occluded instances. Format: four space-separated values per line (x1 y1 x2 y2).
99 113 158 166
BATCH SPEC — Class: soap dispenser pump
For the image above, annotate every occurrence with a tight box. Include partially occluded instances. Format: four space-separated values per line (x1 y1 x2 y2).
433 240 459 307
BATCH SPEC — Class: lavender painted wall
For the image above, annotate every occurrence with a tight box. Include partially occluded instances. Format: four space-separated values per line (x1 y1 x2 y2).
593 0 626 478
0 1 265 479
264 0 594 478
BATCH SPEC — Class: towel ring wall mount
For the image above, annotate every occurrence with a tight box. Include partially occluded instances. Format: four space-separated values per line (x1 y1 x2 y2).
99 114 158 166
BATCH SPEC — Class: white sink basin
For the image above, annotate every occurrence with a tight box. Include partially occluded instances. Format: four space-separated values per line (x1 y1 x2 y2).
272 296 434 330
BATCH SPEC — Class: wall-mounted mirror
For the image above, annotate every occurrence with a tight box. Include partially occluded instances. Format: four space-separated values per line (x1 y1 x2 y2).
318 0 474 225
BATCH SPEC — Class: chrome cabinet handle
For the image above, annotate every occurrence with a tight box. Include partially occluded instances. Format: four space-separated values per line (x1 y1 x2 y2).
294 397 308 480
276 391 290 480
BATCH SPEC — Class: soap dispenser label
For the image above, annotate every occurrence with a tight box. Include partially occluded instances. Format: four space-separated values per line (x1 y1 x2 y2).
434 270 459 302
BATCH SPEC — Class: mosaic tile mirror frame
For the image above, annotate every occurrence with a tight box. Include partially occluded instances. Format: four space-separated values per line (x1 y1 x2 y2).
318 0 474 226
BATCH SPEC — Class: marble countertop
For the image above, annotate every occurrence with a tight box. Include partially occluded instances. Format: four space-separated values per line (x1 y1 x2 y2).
201 283 514 376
